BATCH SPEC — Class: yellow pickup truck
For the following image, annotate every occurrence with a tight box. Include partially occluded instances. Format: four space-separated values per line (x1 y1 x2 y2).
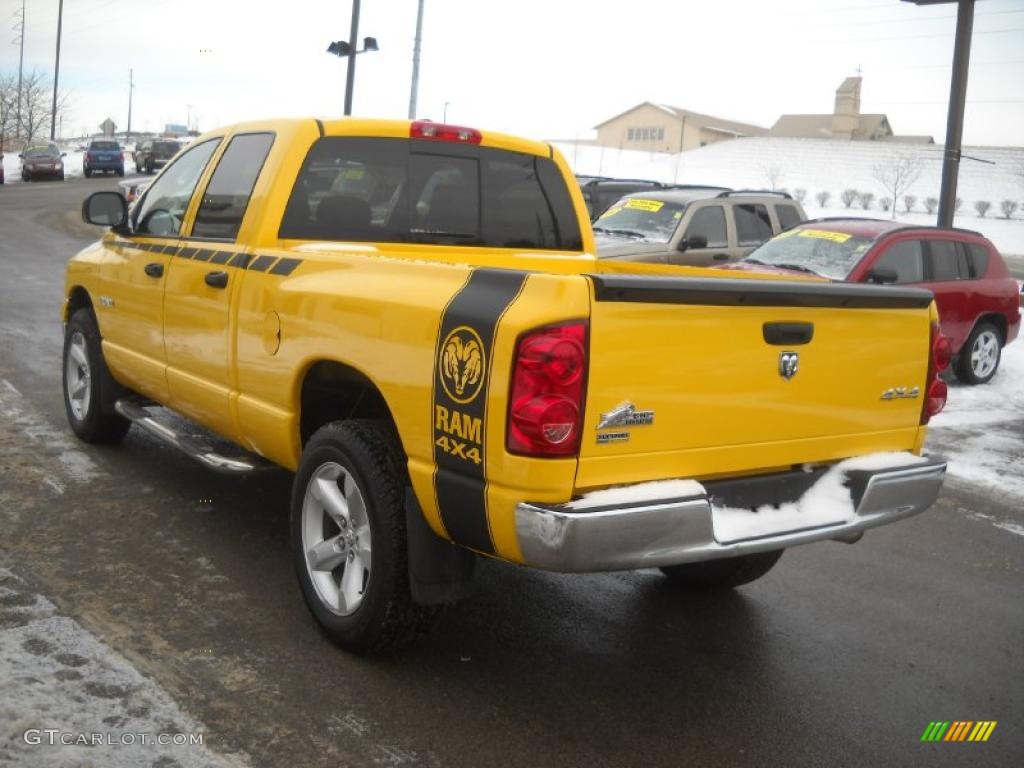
65 118 949 652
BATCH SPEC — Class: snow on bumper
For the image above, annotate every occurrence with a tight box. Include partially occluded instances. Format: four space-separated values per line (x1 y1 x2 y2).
515 452 946 572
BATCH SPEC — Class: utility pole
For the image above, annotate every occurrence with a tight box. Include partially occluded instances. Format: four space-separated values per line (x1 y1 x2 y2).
50 0 64 140
126 68 134 144
14 0 25 141
937 0 974 228
344 0 361 115
408 0 425 119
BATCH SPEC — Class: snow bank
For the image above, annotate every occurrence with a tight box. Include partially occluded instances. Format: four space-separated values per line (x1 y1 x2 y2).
556 137 1024 255
927 338 1024 502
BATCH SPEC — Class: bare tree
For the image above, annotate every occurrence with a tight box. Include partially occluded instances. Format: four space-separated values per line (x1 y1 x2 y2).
815 190 831 207
879 197 892 212
1000 200 1018 219
954 197 962 212
872 153 923 220
859 191 875 210
840 188 859 208
0 69 71 146
924 197 938 214
974 200 991 218
763 164 783 192
792 187 807 205
903 194 917 213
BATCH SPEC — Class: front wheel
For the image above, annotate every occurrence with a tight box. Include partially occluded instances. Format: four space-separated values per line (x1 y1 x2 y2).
83 167 92 178
291 420 436 653
62 309 131 443
955 322 1002 385
660 550 784 591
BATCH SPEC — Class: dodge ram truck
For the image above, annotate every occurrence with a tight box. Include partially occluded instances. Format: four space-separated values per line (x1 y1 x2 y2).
65 118 949 653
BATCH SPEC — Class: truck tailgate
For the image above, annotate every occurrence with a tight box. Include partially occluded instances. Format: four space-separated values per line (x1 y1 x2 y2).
578 274 935 488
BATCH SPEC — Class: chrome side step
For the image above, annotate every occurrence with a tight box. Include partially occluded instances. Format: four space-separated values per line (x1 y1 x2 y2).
114 399 274 475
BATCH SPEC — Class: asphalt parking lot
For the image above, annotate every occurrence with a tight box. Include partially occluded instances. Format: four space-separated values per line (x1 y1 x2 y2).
1 178 1021 767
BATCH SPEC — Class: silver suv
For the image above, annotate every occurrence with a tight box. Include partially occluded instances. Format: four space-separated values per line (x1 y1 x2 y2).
594 188 806 266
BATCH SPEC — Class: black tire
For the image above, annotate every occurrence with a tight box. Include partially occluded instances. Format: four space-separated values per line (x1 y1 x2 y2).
660 549 784 591
146 160 154 174
955 321 1002 385
58 172 65 181
291 420 436 653
62 309 131 444
116 167 125 177
84 167 92 178
22 171 30 182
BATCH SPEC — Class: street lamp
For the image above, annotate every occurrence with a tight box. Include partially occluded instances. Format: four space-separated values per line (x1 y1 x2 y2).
326 0 379 116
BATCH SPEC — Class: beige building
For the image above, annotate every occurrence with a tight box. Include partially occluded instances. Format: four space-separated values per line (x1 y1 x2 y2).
593 102 767 153
770 77 933 143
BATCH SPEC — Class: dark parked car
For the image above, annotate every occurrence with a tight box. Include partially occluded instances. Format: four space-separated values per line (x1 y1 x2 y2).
133 139 180 174
724 218 1021 384
576 176 673 219
83 140 124 177
20 143 66 181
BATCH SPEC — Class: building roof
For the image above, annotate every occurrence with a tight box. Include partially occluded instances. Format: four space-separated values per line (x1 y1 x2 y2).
768 113 893 139
594 101 767 137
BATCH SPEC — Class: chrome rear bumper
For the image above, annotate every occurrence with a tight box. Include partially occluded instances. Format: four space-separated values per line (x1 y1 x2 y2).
515 456 946 572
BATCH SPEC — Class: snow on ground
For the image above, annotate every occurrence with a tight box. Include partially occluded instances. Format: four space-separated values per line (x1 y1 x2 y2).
556 137 1024 255
0 568 246 768
927 338 1024 505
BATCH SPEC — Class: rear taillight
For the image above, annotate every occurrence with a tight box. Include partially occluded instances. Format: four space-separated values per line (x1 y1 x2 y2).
921 321 950 423
507 322 587 457
410 120 482 144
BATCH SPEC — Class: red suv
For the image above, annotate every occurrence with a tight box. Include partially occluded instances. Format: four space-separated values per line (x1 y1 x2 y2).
723 219 1021 384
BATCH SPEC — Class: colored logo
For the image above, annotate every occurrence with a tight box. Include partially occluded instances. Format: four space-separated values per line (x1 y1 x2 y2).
440 326 485 404
921 721 997 742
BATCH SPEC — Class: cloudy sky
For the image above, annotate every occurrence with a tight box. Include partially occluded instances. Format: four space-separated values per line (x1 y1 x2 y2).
3 0 1023 146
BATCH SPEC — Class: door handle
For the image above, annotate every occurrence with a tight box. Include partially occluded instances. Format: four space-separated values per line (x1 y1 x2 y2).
204 271 229 289
713 253 729 261
144 262 163 278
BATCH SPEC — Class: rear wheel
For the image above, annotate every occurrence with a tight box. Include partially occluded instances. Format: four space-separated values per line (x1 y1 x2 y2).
291 420 436 653
62 309 131 443
659 550 784 591
84 166 92 178
146 160 154 174
955 322 1002 385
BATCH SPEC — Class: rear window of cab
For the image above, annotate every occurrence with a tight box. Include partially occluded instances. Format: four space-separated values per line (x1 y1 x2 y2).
278 137 583 251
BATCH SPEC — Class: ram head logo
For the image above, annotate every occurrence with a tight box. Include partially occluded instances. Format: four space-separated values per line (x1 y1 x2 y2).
440 326 485 404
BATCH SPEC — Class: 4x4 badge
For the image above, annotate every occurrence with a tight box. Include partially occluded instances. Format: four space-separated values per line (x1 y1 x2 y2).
597 402 654 430
779 351 799 380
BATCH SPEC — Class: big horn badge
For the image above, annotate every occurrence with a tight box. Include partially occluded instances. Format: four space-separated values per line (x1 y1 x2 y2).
440 326 486 404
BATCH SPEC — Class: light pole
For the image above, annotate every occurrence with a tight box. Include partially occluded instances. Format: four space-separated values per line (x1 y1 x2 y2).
443 102 449 123
408 0 425 118
327 1 379 116
50 0 64 140
126 68 134 145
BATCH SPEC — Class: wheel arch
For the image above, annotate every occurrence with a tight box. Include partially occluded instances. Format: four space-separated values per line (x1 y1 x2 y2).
64 285 94 324
297 359 406 465
974 313 1007 346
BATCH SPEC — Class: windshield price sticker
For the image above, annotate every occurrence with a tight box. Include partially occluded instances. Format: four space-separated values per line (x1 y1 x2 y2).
624 199 664 212
798 229 851 243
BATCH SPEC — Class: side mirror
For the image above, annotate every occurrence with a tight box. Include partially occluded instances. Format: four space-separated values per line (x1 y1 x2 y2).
677 234 708 252
868 266 898 284
61 152 67 157
18 153 23 159
82 191 129 229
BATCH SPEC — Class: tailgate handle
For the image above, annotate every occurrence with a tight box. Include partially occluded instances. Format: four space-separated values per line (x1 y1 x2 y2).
763 322 814 346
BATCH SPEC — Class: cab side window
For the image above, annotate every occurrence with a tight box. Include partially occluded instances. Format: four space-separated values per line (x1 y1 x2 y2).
684 206 727 248
873 240 924 284
964 243 990 278
733 203 773 246
192 133 275 240
133 139 221 237
775 204 802 231
926 240 961 281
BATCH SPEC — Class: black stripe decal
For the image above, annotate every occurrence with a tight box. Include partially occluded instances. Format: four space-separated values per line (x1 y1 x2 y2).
248 255 276 272
269 257 301 276
432 269 528 554
209 250 232 265
228 253 252 269
193 249 214 262
179 247 198 260
587 274 933 309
